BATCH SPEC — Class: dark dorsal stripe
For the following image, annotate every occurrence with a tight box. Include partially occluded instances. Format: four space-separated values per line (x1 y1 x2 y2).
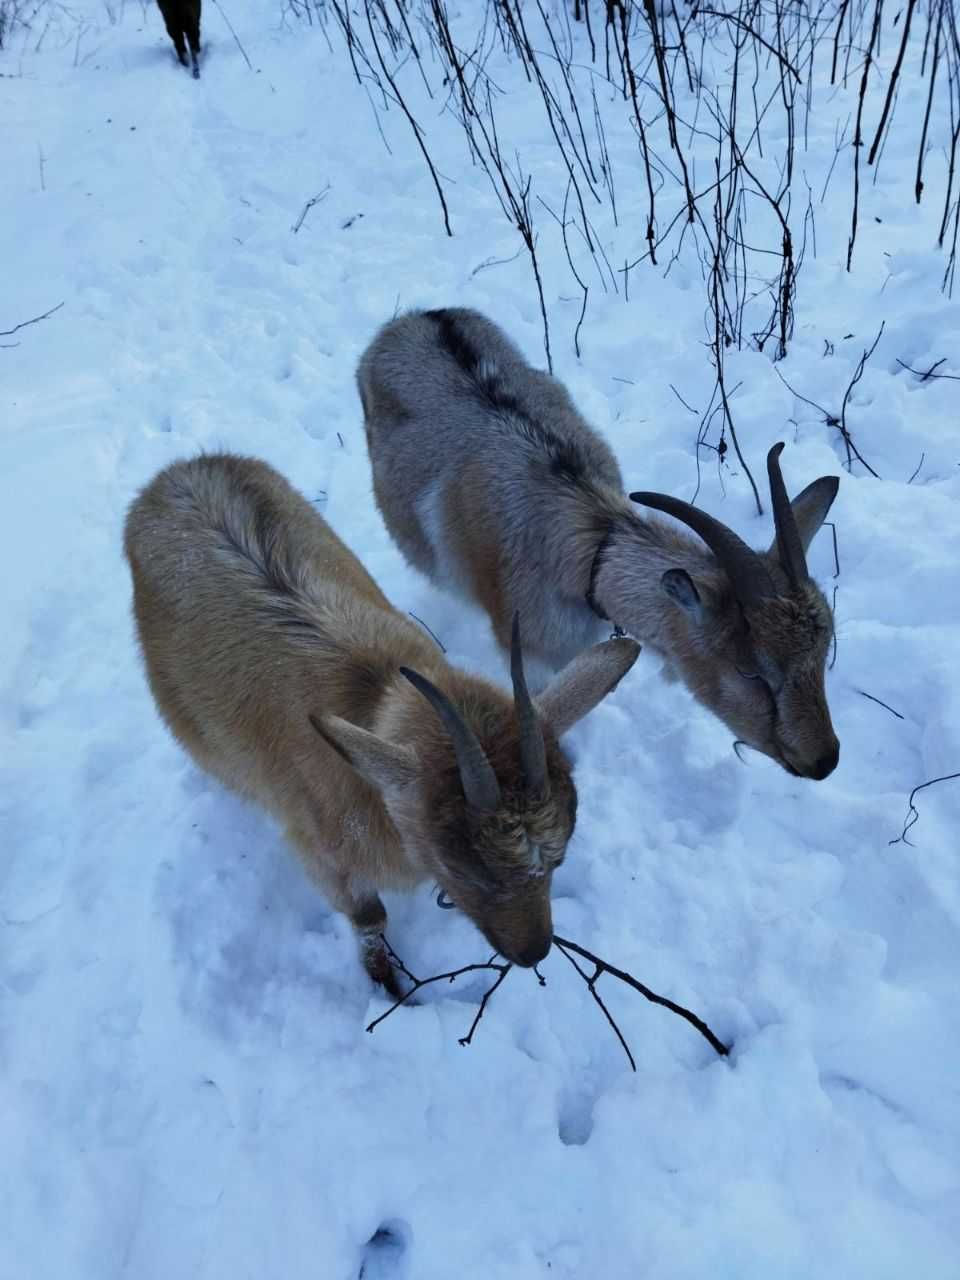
424 309 590 487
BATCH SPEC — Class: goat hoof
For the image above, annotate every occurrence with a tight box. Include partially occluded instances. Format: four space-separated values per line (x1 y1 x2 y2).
377 965 407 1003
363 945 406 1002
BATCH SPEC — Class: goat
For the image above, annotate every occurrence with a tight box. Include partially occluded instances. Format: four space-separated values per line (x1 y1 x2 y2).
124 453 639 994
358 306 841 782
156 0 201 78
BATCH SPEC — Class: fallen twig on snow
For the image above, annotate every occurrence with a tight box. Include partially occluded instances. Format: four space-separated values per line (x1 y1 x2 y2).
553 935 729 1064
889 771 960 846
365 936 515 1046
292 184 331 233
838 322 884 477
855 689 905 720
896 357 960 382
366 929 729 1067
772 326 883 479
0 300 64 341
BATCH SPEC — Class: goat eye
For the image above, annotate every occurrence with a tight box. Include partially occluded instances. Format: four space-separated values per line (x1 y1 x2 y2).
737 665 781 705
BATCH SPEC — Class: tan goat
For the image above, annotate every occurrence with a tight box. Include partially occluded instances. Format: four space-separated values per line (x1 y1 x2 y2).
124 453 639 993
359 307 841 782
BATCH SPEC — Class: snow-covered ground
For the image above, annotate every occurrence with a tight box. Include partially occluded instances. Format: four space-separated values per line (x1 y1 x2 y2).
2 3 958 1277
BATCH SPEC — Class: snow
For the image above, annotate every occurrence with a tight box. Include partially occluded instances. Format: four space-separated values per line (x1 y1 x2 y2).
2 2 959 1277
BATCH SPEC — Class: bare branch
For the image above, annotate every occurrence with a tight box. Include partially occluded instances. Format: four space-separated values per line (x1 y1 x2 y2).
210 0 253 71
846 0 884 271
553 935 729 1061
408 612 447 652
364 0 452 236
292 185 331 233
365 936 512 1037
367 928 728 1068
0 300 65 338
838 322 884 476
855 689 905 719
867 0 917 165
889 772 960 846
896 357 959 381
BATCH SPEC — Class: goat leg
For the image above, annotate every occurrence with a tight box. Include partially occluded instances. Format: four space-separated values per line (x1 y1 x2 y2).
350 894 405 1000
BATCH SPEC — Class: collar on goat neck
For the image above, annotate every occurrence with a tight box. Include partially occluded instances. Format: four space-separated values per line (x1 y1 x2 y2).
586 522 627 638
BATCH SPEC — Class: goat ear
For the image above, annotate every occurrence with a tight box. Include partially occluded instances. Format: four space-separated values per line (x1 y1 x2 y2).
660 568 704 622
535 636 640 738
309 715 419 793
767 475 839 558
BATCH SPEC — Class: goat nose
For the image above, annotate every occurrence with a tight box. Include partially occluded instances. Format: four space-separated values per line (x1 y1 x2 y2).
809 743 840 780
513 936 553 967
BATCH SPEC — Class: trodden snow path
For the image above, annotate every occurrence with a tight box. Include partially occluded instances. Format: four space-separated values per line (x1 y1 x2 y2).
2 3 959 1278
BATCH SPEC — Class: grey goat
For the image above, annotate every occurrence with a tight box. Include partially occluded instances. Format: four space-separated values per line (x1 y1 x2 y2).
359 307 840 781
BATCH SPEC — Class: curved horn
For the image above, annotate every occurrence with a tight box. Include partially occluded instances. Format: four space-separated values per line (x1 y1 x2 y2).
510 613 548 799
766 442 808 588
399 667 501 813
629 491 777 607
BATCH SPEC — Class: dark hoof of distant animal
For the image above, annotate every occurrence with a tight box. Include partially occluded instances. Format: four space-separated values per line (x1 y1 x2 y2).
192 63 200 79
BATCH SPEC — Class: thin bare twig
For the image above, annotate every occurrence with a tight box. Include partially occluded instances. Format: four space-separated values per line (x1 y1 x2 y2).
697 7 802 82
915 0 944 205
553 935 729 1061
367 926 728 1066
365 0 452 236
470 247 524 277
408 612 447 652
896 358 959 381
456 964 515 1045
772 364 837 424
292 184 331 233
868 0 917 165
847 0 884 271
0 300 65 338
855 689 905 719
365 937 512 1039
555 937 637 1070
889 772 960 846
210 0 253 70
670 383 699 414
838 322 884 476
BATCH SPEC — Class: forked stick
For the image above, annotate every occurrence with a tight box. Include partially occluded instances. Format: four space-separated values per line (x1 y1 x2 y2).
553 935 730 1063
366 933 730 1065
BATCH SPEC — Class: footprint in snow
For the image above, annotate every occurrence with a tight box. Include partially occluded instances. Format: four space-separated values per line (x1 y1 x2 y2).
358 1220 411 1280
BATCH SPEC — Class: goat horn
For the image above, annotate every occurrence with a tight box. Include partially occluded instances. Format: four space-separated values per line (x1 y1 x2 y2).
510 613 548 799
766 442 808 589
629 491 777 608
399 667 502 813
